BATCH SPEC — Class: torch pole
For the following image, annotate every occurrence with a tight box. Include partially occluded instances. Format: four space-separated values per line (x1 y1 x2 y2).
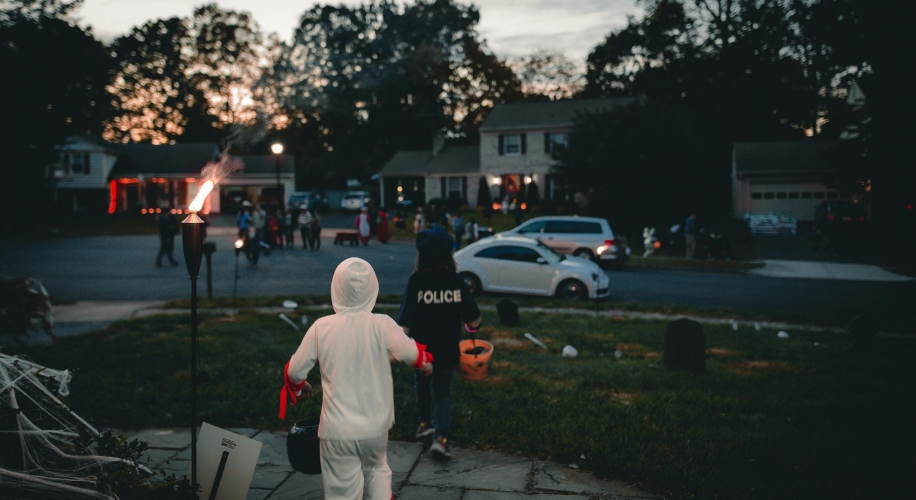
181 212 205 494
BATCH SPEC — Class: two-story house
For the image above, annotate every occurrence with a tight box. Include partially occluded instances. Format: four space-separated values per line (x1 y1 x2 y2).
51 136 295 214
377 97 634 208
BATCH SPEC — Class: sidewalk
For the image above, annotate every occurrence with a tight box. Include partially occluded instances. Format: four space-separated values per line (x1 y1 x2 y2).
122 428 660 500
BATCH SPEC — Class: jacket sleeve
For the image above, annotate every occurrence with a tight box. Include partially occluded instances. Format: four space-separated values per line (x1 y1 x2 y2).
288 324 319 383
382 316 420 366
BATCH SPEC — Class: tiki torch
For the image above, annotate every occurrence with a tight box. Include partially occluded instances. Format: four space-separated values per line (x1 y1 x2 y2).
181 179 214 490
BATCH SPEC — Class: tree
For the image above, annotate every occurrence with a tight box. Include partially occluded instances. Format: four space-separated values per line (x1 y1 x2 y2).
510 50 584 101
105 4 265 144
0 2 114 232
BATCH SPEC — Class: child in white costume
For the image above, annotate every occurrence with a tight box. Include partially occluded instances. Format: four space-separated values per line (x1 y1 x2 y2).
281 257 433 500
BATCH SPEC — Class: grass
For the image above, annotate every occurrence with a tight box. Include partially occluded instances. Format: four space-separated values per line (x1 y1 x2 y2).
159 293 915 332
10 308 915 499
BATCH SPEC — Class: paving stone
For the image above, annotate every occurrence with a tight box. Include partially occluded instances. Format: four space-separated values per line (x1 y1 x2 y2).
245 488 272 500
408 447 531 492
464 492 586 500
269 472 324 500
387 441 422 473
397 484 463 500
250 430 291 466
121 428 191 449
533 463 658 498
250 464 294 490
141 448 178 468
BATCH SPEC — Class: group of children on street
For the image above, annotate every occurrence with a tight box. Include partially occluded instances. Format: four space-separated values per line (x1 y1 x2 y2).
237 202 323 263
281 226 481 499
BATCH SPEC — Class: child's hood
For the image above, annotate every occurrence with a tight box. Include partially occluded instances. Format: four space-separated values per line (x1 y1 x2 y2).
331 257 379 314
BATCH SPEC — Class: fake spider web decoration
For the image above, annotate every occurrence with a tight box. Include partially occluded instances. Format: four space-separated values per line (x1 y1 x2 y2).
0 353 149 499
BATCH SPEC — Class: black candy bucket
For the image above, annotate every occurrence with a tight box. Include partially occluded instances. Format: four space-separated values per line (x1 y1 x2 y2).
287 417 321 474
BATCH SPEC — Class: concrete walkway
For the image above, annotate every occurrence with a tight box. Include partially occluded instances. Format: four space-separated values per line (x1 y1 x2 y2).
749 260 913 281
122 428 659 500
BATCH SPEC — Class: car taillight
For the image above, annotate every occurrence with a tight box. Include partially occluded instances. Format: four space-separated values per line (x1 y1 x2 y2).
605 239 615 247
826 214 835 221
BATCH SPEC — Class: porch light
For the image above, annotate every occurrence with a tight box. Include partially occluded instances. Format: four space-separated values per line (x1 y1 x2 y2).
525 176 532 184
493 177 501 185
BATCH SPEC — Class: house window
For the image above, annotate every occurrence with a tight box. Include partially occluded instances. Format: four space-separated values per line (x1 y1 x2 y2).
801 192 812 199
503 134 521 155
70 153 91 174
544 133 567 154
788 192 800 199
776 192 787 199
763 192 775 199
814 192 825 199
446 177 462 199
751 193 762 200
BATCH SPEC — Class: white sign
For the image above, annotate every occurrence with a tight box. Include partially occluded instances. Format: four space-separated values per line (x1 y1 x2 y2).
192 423 262 500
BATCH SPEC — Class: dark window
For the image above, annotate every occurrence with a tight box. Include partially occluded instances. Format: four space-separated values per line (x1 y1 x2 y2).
475 247 501 259
503 134 521 155
827 191 839 199
70 153 90 174
788 192 800 199
814 192 826 199
776 192 787 199
572 221 603 234
764 192 775 199
518 220 547 234
751 193 763 200
500 245 542 263
801 192 812 199
544 221 568 233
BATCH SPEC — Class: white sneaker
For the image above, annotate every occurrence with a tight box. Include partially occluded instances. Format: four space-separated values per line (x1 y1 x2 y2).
430 437 450 459
415 422 435 439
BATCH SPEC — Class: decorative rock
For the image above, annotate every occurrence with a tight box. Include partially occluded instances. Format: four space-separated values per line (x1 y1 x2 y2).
663 318 706 374
496 298 520 326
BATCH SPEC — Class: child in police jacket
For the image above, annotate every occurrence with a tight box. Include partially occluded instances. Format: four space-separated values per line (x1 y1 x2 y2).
281 257 433 499
397 227 482 459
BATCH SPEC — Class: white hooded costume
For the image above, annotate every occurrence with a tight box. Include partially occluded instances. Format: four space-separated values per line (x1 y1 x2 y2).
286 257 424 499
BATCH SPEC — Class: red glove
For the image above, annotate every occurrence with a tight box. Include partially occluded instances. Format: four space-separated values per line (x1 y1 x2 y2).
279 361 307 420
411 342 434 370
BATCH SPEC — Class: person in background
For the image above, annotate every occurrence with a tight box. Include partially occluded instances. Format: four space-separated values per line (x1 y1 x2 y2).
465 217 479 246
281 258 433 500
413 207 425 234
309 209 322 250
397 227 482 460
377 209 391 243
237 200 252 239
284 208 295 248
298 204 313 250
356 207 371 246
251 203 267 245
277 208 288 248
513 207 523 227
267 210 280 248
155 209 179 267
395 210 406 230
684 213 698 260
451 213 465 248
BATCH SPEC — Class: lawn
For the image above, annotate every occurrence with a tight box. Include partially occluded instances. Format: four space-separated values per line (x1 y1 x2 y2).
12 308 915 499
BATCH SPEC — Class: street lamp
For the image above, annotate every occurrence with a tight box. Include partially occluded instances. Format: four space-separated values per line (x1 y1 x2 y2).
271 143 284 210
180 179 213 491
233 238 244 315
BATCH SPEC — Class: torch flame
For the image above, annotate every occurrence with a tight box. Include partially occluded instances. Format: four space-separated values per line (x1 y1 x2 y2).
189 180 214 212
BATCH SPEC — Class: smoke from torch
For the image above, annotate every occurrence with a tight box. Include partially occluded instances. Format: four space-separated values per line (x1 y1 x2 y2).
188 148 244 213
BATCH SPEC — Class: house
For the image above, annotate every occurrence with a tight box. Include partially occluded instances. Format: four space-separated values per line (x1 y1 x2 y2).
377 97 634 208
51 136 295 214
731 140 852 220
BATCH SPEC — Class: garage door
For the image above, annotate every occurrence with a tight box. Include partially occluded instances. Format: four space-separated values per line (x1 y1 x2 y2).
749 182 850 220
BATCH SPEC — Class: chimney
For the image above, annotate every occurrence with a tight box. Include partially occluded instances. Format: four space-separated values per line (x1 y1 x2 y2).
432 133 445 157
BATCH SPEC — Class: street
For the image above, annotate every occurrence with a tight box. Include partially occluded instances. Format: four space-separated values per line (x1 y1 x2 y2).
2 232 914 319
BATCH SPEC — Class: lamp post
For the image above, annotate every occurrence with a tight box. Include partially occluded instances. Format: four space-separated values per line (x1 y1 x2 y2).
233 238 244 315
271 143 284 211
181 180 213 491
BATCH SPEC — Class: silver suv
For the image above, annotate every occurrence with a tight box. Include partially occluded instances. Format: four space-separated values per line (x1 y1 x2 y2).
501 216 630 262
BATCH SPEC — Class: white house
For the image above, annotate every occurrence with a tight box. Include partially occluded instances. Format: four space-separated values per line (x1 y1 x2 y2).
51 136 295 214
377 97 634 208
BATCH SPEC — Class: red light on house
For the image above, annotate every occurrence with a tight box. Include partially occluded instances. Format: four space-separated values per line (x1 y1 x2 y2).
908 204 913 210
108 180 117 214
826 214 835 221
141 209 147 214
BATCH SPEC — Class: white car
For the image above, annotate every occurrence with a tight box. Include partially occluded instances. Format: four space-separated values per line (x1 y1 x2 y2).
341 191 371 212
455 235 610 300
500 216 630 263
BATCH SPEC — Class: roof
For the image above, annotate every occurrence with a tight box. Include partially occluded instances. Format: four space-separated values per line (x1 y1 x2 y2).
379 146 479 176
237 155 295 175
733 140 842 174
66 135 118 153
109 143 220 178
479 97 636 132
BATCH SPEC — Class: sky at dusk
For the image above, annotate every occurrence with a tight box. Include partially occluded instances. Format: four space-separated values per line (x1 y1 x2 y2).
76 0 641 62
